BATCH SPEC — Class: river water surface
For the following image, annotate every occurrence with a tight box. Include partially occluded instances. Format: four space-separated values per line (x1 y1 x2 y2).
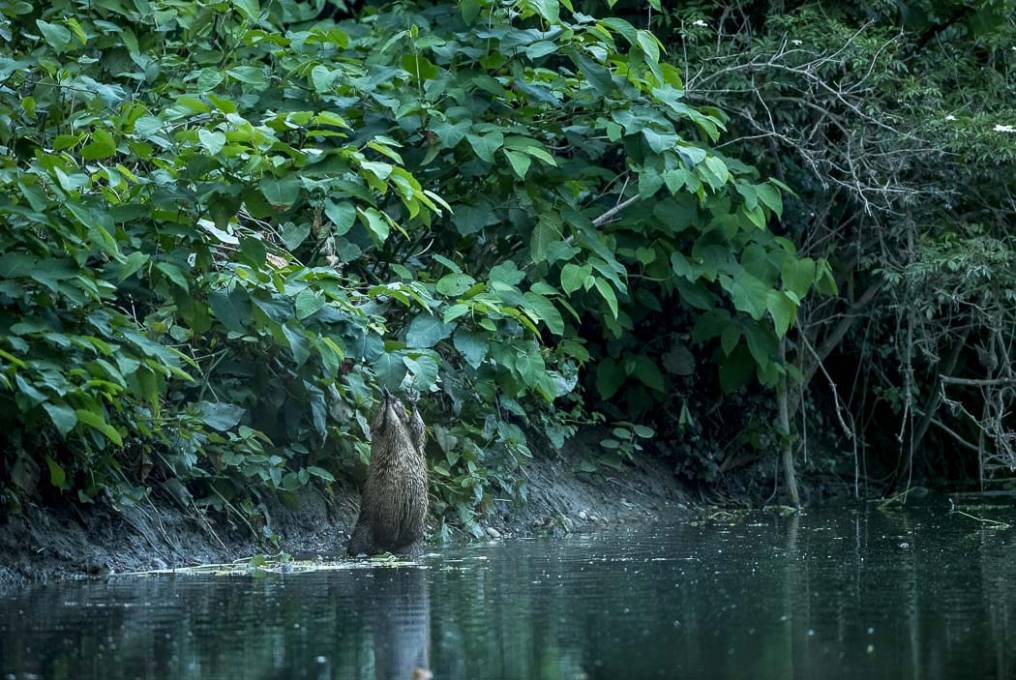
3 505 1016 679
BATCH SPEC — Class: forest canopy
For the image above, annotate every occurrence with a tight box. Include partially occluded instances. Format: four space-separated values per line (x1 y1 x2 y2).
0 0 1013 530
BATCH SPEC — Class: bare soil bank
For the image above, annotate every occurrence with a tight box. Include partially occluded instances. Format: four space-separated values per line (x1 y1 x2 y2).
0 438 690 587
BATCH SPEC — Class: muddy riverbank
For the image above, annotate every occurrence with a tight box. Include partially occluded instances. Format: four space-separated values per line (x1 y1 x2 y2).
0 436 690 586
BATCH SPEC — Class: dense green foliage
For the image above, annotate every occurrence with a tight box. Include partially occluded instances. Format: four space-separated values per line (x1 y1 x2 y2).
0 0 826 528
618 0 1015 493
2 0 1010 526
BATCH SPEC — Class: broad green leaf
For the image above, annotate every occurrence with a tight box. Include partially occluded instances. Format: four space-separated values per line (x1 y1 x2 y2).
360 160 393 181
767 290 797 337
251 294 292 323
436 273 476 297
307 466 335 482
643 129 679 153
232 0 260 21
444 304 470 323
46 456 67 490
756 183 783 217
453 329 488 368
782 257 816 298
404 355 439 390
406 314 454 348
720 270 769 320
373 352 408 389
460 0 482 23
631 355 665 392
198 129 226 155
523 292 565 335
401 54 440 81
209 289 250 332
526 41 559 59
489 260 526 286
325 200 357 236
116 252 149 282
36 20 72 52
594 277 618 318
600 17 638 45
721 324 741 355
561 263 591 295
238 237 266 266
636 30 661 63
743 204 766 229
639 169 664 198
718 344 754 394
704 156 730 185
743 321 778 367
81 130 116 160
359 208 391 242
311 65 336 93
294 289 325 319
530 0 560 23
466 130 504 162
196 401 245 431
155 262 189 292
432 120 471 149
260 176 301 208
815 259 839 295
228 66 268 87
452 203 498 235
573 52 615 95
43 402 77 437
531 215 563 263
280 221 310 250
504 150 532 179
432 254 462 273
596 358 625 400
75 409 123 445
514 348 547 387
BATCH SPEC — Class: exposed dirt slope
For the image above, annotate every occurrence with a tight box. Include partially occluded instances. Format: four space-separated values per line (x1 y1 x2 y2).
0 436 689 587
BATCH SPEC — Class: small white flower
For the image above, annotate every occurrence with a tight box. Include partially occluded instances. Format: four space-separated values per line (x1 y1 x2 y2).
994 124 1016 133
944 114 956 121
791 39 803 46
692 19 708 27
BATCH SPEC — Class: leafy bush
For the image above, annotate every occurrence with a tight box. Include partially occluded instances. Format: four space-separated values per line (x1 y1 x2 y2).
638 0 1015 489
0 0 820 524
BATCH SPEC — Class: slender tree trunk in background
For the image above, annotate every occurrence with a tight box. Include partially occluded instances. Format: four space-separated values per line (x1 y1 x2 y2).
912 328 969 450
787 280 884 420
778 339 801 508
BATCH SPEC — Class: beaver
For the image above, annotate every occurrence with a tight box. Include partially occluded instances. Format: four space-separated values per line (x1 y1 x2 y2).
347 387 428 557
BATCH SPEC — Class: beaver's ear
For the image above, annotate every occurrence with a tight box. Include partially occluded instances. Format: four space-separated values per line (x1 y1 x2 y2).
371 398 387 433
390 398 407 421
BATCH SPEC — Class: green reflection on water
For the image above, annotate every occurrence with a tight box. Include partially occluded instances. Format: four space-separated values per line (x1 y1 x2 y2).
3 506 1016 680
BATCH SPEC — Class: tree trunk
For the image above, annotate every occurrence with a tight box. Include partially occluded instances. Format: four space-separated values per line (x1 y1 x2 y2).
778 339 800 508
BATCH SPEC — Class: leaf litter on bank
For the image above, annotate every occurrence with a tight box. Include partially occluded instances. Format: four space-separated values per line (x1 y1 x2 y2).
119 552 430 577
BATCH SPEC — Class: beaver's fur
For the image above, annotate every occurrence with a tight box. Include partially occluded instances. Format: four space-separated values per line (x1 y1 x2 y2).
347 390 428 557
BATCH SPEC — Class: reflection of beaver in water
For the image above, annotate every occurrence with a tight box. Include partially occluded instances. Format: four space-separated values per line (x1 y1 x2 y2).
347 387 428 557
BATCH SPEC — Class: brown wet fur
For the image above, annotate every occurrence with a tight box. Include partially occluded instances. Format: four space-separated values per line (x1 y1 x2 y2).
347 392 428 557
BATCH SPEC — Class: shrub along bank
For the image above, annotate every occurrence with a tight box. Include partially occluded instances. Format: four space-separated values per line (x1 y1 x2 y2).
0 0 832 537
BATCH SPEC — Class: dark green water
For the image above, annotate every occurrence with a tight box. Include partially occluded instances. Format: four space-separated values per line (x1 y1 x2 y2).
3 506 1016 679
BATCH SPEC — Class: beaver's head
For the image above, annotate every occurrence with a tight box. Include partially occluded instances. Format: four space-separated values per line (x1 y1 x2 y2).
372 387 410 438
